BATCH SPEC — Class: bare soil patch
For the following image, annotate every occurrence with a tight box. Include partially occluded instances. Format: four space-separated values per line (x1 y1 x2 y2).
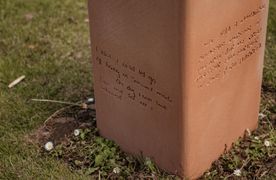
27 105 96 148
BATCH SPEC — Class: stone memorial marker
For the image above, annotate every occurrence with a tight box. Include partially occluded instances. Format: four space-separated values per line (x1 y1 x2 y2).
88 0 269 178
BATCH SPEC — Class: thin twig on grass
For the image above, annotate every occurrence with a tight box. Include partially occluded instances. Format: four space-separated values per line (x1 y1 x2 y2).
31 99 81 106
31 99 94 124
31 99 81 125
43 105 72 125
8 75 25 88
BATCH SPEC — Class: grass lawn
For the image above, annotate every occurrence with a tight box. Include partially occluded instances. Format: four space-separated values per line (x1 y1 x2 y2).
0 0 275 179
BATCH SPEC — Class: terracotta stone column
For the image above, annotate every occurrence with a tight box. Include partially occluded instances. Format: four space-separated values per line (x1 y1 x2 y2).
88 0 269 178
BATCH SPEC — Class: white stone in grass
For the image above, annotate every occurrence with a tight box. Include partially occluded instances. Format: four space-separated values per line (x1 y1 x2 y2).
233 169 241 176
87 98 95 103
74 129 80 137
44 141 54 151
254 136 260 140
113 167 121 174
264 140 271 147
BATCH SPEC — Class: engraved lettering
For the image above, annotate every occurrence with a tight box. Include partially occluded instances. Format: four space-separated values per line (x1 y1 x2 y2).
196 4 266 88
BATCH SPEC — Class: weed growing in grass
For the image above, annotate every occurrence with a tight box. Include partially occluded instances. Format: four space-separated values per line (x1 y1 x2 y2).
37 106 178 179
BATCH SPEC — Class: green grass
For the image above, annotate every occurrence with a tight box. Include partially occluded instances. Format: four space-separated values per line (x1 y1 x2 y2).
0 0 275 179
0 0 92 179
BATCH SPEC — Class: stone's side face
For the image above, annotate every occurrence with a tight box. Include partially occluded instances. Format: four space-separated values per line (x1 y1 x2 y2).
88 0 269 178
88 0 183 174
183 0 269 178
193 2 267 88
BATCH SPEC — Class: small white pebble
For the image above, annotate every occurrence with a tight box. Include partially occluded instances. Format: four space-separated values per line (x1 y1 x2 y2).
87 98 95 103
113 167 121 174
264 140 271 147
44 141 54 151
258 113 266 119
74 129 80 136
233 169 241 176
254 136 260 140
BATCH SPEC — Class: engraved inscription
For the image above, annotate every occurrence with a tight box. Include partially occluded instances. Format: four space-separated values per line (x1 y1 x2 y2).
196 4 266 88
94 47 173 111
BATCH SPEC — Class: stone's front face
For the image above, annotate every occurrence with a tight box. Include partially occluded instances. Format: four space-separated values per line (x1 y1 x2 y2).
88 0 183 173
88 0 269 178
